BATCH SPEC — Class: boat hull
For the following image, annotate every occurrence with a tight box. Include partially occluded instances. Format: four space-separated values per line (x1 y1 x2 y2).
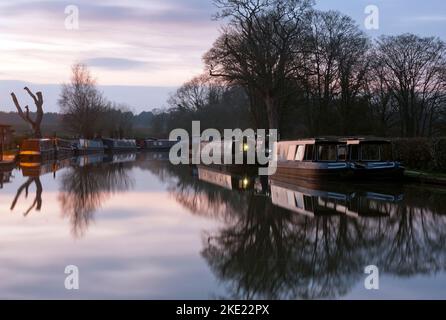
273 161 351 181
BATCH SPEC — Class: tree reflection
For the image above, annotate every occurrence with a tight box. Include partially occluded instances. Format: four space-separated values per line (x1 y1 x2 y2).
157 164 446 299
10 177 43 216
58 161 134 238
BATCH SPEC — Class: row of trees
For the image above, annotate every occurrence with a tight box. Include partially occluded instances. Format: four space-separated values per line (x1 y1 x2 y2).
59 63 134 139
155 0 446 138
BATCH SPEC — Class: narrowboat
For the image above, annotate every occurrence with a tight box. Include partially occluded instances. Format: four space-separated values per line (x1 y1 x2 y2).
53 138 74 158
143 139 178 151
19 139 55 160
344 138 404 179
272 138 350 181
199 137 257 165
73 139 104 155
102 138 137 152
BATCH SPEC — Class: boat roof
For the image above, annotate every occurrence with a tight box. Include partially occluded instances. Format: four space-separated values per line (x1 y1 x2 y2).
278 137 391 145
24 138 52 142
341 137 391 145
278 137 345 145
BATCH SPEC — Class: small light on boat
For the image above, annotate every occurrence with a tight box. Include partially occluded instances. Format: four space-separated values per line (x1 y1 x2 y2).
243 178 249 188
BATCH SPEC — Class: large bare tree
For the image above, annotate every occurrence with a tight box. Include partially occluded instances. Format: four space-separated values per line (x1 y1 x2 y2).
298 11 370 135
10 87 44 138
58 63 107 138
205 0 313 132
374 34 446 137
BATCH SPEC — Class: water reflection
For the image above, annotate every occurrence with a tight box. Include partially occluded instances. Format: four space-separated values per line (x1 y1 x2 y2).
2 155 446 299
156 164 446 299
58 154 135 237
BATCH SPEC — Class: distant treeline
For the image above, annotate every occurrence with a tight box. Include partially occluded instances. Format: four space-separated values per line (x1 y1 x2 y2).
152 0 446 139
0 110 155 139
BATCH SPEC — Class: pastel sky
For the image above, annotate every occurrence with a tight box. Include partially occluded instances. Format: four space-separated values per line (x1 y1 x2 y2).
0 0 445 112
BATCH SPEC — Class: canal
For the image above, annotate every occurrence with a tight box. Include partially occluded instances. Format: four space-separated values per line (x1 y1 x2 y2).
0 152 445 299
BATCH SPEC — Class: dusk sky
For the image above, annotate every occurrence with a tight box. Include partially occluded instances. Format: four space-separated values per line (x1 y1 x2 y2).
1 0 446 112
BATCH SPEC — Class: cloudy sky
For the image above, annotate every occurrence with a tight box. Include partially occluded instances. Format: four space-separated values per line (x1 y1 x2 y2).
0 0 445 112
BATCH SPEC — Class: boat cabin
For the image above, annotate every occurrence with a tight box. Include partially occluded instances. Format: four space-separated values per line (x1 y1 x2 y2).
103 139 137 152
276 138 348 163
344 138 394 162
144 139 178 151
74 139 104 155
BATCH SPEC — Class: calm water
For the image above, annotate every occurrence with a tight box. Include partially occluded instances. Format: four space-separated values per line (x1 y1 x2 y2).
0 152 446 299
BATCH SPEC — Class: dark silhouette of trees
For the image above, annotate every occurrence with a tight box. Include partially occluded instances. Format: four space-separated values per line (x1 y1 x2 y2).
372 34 446 137
58 63 136 139
167 1 446 138
150 76 251 137
10 87 44 138
59 63 108 139
205 0 313 132
299 11 370 135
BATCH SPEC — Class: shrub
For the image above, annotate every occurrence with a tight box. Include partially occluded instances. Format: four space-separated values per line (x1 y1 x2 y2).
392 138 433 170
391 137 446 172
431 138 446 172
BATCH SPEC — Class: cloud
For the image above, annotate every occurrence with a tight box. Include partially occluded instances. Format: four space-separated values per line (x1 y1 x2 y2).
83 57 149 70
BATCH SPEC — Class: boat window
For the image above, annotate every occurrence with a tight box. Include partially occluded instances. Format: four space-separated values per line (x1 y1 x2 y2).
303 196 314 212
350 145 359 161
278 145 287 161
287 145 297 161
337 145 347 161
361 144 381 161
381 144 393 161
304 145 314 161
317 144 337 161
295 145 305 161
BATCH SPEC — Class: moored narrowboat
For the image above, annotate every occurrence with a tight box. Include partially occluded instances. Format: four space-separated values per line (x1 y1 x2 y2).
73 139 104 155
19 139 55 161
102 138 137 152
53 138 74 159
272 138 350 181
143 139 178 151
344 138 404 179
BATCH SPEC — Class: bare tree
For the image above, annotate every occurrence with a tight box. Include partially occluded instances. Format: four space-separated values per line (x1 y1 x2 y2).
374 34 446 137
168 74 223 112
298 11 370 135
10 87 44 138
205 0 313 132
58 63 108 138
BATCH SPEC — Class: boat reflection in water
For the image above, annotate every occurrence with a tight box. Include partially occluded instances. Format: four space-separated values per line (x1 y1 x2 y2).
270 179 404 218
10 153 137 237
3 156 446 299
160 164 446 299
197 165 254 191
